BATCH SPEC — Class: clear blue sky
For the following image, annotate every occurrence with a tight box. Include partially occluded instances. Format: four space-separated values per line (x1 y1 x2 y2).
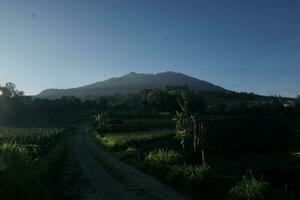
0 0 299 97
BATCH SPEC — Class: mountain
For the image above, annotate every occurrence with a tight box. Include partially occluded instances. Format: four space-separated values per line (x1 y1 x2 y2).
37 71 228 98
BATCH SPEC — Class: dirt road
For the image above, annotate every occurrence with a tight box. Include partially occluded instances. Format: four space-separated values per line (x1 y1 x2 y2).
75 125 190 200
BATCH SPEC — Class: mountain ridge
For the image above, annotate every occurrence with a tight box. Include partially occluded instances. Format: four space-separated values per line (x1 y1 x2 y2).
37 71 228 98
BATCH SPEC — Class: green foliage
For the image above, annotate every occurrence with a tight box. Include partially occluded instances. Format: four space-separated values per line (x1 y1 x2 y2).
124 146 140 159
98 130 172 150
0 127 83 200
145 149 182 173
167 164 214 193
45 131 83 199
170 164 211 183
94 112 108 128
228 172 268 200
0 142 51 200
173 98 192 150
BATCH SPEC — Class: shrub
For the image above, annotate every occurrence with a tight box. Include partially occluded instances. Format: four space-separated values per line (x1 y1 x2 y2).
228 172 268 200
145 149 182 175
168 165 213 191
146 149 182 165
125 146 140 159
118 146 141 161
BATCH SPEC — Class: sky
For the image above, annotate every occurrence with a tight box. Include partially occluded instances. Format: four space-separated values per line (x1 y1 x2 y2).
0 0 299 97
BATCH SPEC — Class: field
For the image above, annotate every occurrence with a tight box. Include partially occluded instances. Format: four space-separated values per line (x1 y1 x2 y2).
0 127 85 200
91 117 300 200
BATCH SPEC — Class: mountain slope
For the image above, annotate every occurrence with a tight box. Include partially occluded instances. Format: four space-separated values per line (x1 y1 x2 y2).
37 71 228 98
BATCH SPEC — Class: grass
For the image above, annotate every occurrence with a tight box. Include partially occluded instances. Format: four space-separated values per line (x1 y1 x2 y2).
0 142 50 200
97 130 174 150
145 149 182 175
92 128 238 199
92 119 300 199
80 132 132 187
228 172 268 200
45 130 85 200
0 127 84 200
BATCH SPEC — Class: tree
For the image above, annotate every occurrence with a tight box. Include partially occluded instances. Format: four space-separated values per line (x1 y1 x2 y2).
0 82 26 125
1 82 24 98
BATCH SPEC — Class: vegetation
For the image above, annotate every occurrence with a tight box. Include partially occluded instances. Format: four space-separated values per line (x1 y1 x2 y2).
94 112 108 128
228 172 268 200
0 126 83 200
1 82 300 199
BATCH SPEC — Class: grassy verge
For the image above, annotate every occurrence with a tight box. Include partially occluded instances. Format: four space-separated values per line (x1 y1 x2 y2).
0 128 85 200
45 129 85 200
80 132 132 187
92 129 279 199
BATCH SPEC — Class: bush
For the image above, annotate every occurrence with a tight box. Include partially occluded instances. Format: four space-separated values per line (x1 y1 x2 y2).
228 172 268 200
145 149 182 175
125 146 140 159
118 146 141 160
146 149 182 165
168 165 213 191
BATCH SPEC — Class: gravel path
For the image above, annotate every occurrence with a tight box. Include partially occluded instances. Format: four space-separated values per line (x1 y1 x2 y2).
75 125 190 200
75 130 135 200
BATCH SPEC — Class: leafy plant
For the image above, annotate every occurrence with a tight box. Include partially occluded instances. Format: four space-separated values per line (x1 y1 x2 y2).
125 146 140 159
168 164 212 185
94 112 108 128
145 149 182 172
173 99 191 150
228 171 268 200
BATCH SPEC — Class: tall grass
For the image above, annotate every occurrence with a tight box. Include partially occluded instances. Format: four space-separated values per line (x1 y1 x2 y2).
0 127 73 200
0 142 51 200
228 172 268 200
145 149 182 166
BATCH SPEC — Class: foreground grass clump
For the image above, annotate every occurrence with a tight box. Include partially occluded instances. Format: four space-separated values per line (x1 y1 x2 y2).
145 149 183 177
0 127 83 200
228 173 268 200
146 149 182 166
168 165 214 192
124 146 141 159
170 165 211 183
0 143 50 200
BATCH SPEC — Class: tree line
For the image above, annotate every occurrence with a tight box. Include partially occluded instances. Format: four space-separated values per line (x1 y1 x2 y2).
0 82 299 126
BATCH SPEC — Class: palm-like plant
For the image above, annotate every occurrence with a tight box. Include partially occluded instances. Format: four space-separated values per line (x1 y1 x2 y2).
94 112 108 128
173 99 191 150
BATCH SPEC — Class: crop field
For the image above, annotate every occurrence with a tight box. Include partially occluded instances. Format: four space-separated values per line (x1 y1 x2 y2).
0 127 84 200
0 127 63 143
91 116 300 200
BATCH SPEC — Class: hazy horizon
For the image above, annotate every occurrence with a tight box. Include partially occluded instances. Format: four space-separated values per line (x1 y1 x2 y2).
1 0 299 97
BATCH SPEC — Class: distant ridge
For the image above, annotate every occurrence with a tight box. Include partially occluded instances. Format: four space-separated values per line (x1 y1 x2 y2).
37 71 228 98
